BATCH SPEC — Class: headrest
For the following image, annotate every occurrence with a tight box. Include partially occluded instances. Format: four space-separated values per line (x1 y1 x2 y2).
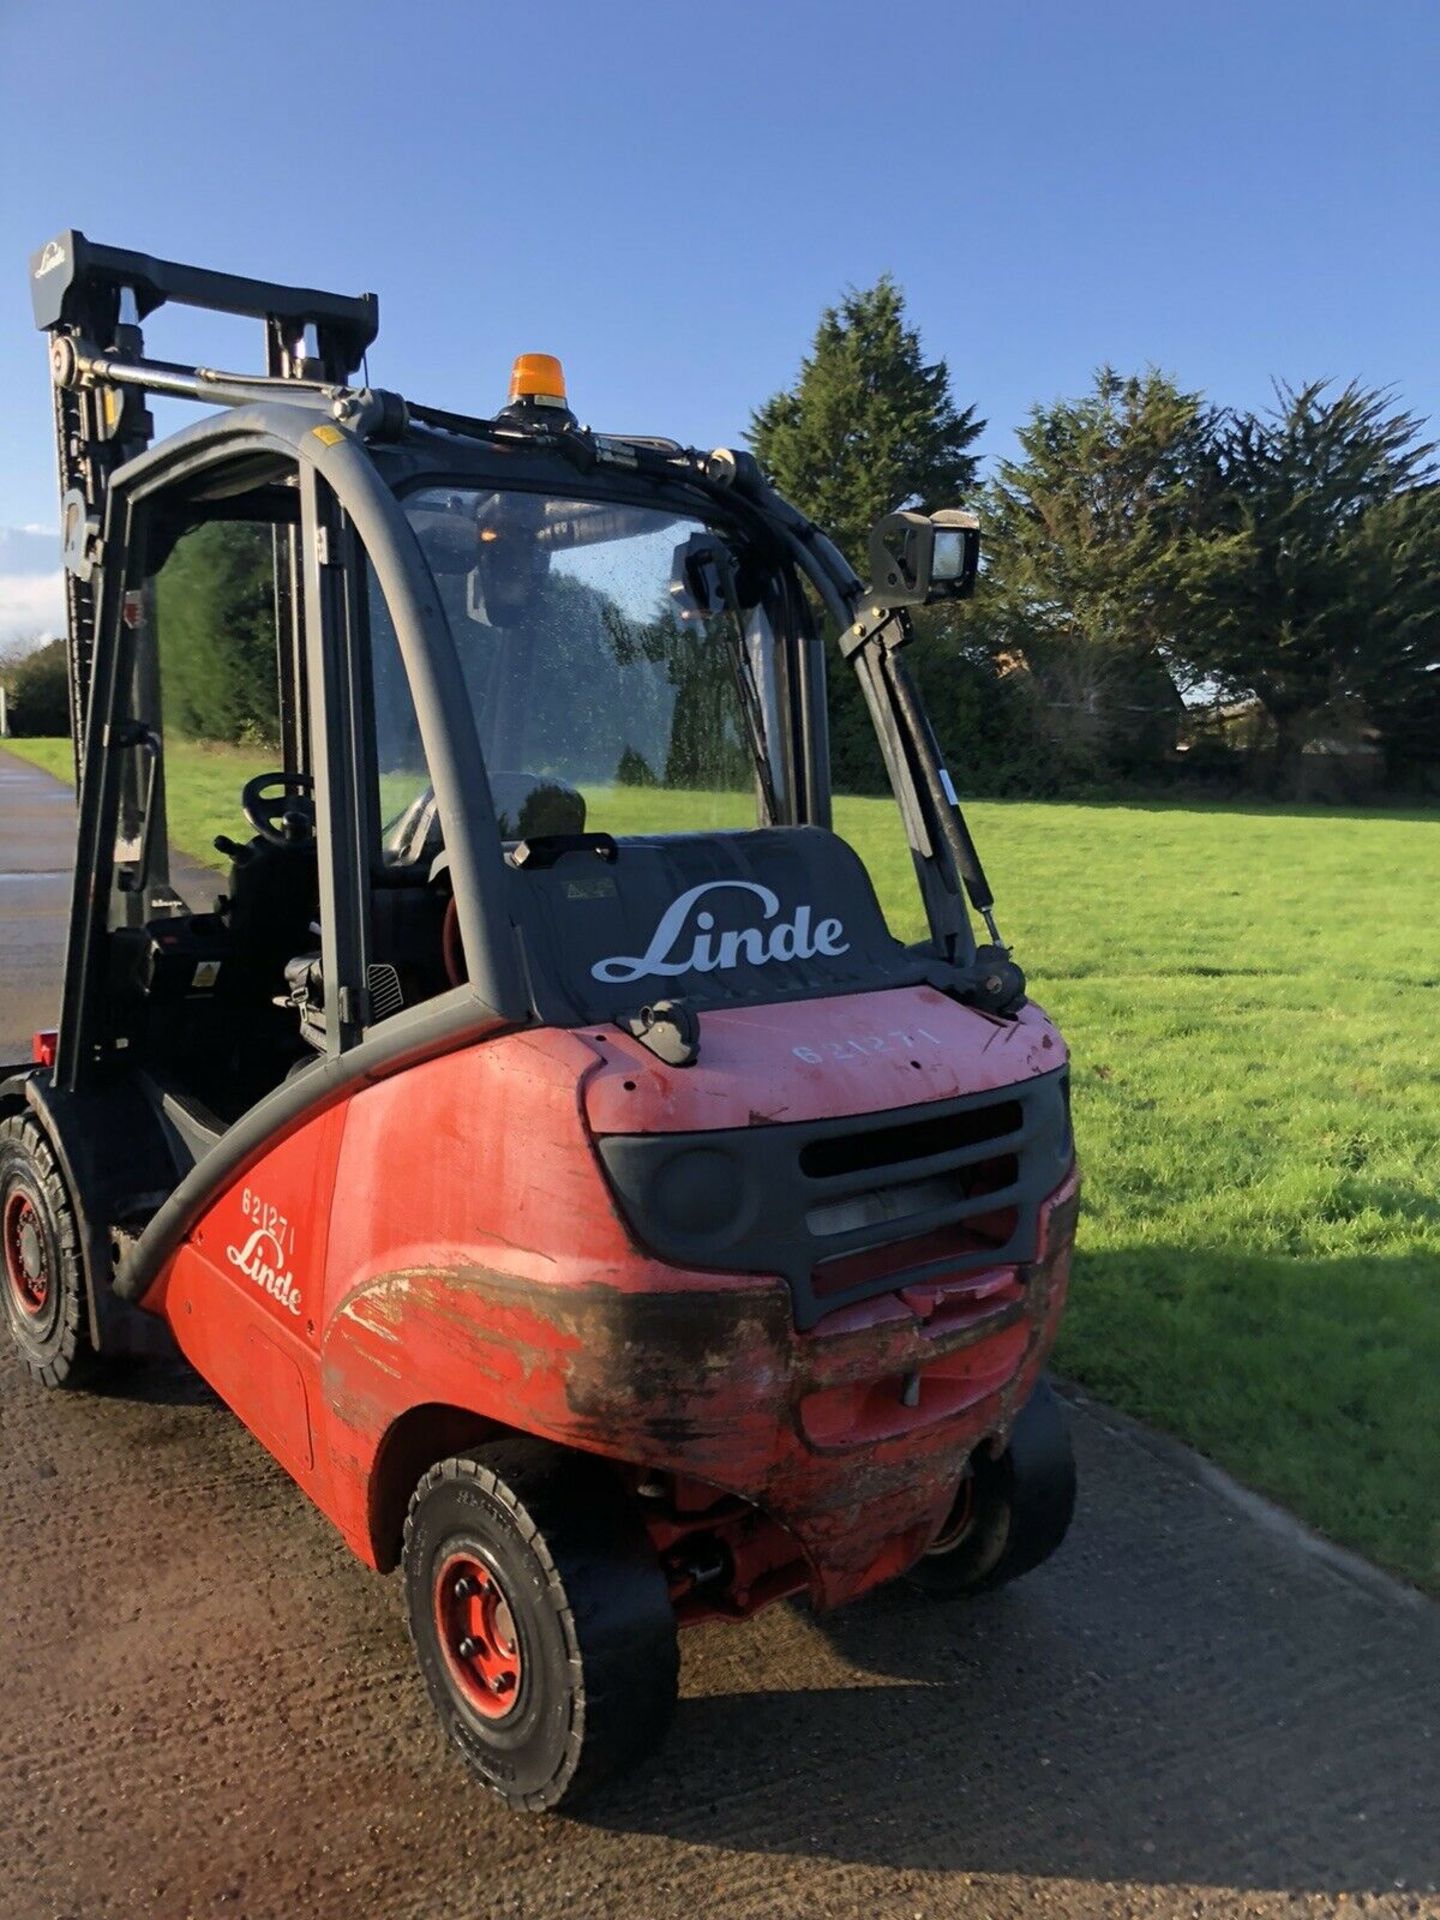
490 772 587 842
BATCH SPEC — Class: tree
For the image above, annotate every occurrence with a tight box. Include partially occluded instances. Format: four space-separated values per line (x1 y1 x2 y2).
1191 381 1438 787
0 635 69 736
748 277 984 567
981 368 1223 777
748 277 983 790
1340 482 1440 787
604 593 752 792
156 521 280 746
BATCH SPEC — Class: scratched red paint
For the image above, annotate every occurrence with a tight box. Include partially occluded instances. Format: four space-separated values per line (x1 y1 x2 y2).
584 984 1067 1135
140 986 1079 1618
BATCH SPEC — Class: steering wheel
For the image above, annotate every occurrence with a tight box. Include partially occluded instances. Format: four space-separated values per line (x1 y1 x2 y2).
241 770 316 847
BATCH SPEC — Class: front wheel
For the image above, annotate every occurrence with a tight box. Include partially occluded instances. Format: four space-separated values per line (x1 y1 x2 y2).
0 1114 98 1389
907 1376 1077 1598
403 1439 678 1811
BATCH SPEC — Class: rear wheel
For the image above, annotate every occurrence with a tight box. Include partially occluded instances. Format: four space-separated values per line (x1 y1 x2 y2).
0 1114 97 1389
907 1376 1076 1597
403 1438 678 1811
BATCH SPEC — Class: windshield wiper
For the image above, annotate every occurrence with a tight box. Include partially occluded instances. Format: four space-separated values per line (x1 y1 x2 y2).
706 550 780 824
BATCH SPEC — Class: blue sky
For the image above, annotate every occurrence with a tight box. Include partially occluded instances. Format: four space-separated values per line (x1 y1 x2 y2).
2 0 1437 641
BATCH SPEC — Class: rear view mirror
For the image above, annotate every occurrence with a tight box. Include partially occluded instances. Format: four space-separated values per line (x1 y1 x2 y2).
669 531 728 621
866 508 979 609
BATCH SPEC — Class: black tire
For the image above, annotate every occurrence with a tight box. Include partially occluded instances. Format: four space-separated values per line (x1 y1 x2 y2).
0 1113 98 1389
403 1438 678 1812
906 1377 1077 1598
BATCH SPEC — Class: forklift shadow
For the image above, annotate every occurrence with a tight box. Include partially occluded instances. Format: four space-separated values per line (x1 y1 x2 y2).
89 1348 220 1410
571 1584 1437 1898
797 1577 1034 1684
572 1470 1440 1899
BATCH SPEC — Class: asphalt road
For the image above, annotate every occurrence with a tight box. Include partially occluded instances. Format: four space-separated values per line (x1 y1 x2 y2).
1 743 1437 1920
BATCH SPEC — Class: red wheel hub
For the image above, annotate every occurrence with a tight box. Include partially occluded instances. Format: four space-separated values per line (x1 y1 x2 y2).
2 1189 49 1317
434 1551 522 1720
926 1470 976 1556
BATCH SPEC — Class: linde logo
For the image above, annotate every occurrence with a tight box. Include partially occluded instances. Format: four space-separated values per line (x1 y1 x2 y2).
226 1226 303 1317
591 880 849 986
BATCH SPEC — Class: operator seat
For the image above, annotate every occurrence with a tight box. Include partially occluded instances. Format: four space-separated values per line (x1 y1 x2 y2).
216 829 320 993
382 772 587 868
355 772 590 1015
250 774 590 1049
127 823 320 1121
493 772 587 843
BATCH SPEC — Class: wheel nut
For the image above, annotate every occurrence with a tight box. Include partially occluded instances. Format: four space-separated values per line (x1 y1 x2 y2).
457 1636 481 1660
453 1575 475 1599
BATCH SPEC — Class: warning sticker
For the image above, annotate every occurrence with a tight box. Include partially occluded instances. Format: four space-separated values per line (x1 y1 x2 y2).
312 424 345 446
192 961 222 990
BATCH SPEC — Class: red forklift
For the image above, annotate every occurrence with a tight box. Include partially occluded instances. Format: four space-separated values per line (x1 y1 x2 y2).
2 232 1079 1810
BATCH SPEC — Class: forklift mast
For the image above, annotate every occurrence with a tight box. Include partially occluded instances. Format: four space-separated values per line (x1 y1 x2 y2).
28 230 378 780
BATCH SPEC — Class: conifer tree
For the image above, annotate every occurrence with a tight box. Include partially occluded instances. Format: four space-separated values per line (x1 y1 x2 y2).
982 368 1221 776
1193 381 1439 785
748 278 983 789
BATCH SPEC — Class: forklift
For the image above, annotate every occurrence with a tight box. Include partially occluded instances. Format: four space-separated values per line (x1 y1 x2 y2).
2 231 1079 1811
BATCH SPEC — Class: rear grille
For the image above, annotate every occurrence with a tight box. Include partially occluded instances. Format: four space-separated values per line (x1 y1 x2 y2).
804 1150 1020 1239
809 1208 1020 1303
595 1065 1072 1329
798 1099 1023 1180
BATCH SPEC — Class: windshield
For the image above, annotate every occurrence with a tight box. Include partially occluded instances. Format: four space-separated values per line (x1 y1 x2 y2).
373 486 773 848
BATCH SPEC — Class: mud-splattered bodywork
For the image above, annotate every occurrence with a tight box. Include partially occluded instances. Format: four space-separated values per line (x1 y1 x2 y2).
152 983 1077 1620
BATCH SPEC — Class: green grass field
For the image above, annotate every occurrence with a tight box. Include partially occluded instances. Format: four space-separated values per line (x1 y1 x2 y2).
6 733 1439 1590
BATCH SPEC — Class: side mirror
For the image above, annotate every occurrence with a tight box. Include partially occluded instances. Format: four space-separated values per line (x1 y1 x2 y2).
669 531 728 622
866 508 979 609
668 531 767 621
